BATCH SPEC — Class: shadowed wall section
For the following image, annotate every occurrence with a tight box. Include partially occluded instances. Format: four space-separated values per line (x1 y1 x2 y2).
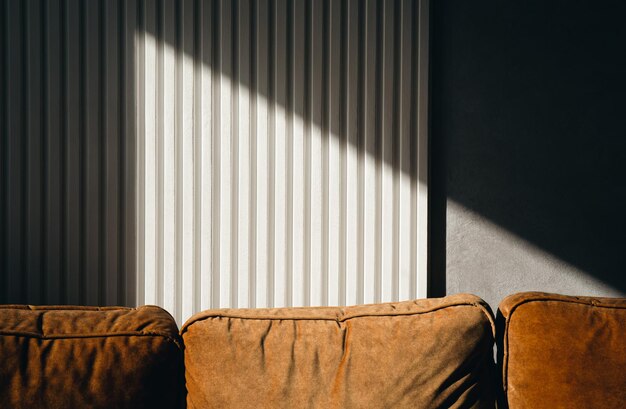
0 0 136 307
430 0 626 308
0 0 429 325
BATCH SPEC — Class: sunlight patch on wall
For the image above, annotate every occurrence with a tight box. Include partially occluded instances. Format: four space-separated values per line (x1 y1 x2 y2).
446 200 621 307
133 0 429 324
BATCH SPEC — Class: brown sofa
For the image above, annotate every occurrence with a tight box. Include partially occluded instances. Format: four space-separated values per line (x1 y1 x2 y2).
496 292 626 409
1 292 624 408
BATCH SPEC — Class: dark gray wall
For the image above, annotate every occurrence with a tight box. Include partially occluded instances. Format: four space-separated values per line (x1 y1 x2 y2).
430 0 626 310
0 0 137 306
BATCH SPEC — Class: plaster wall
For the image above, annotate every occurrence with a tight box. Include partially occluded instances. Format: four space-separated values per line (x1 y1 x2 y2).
430 0 626 310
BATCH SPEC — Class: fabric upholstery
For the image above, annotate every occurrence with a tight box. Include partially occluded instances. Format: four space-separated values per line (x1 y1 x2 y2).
497 292 626 409
0 305 184 409
182 294 497 409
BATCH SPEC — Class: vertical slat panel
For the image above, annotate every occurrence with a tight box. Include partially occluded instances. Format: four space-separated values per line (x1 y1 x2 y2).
160 0 177 315
237 0 251 308
1 0 429 325
104 0 120 306
210 0 222 309
26 0 43 304
199 0 213 312
135 0 146 306
266 0 275 307
345 0 359 306
380 0 395 303
416 0 429 298
180 0 196 319
46 0 63 304
398 0 413 302
0 0 8 302
141 0 157 306
273 0 287 308
218 0 232 308
363 0 378 304
6 0 26 304
254 0 269 308
309 0 323 307
123 0 138 307
84 0 103 305
65 0 82 305
291 0 306 307
327 0 341 307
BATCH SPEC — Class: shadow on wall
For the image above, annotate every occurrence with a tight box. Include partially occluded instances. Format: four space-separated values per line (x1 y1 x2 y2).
429 0 626 299
1 0 138 306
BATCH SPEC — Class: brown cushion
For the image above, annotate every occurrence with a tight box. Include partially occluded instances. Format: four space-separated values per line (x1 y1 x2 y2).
497 292 626 409
181 294 496 409
0 305 184 409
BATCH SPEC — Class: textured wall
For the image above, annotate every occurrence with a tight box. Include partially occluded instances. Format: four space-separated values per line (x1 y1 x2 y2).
430 0 626 309
0 0 429 325
0 0 137 307
135 0 429 324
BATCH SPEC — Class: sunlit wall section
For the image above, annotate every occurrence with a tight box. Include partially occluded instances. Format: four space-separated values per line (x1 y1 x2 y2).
134 0 429 324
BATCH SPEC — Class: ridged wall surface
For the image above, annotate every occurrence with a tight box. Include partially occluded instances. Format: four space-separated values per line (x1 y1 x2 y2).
0 0 429 325
1 0 138 307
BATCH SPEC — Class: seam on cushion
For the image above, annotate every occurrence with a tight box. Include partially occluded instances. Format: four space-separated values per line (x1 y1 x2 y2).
0 330 183 349
472 301 496 337
0 305 169 312
181 301 494 336
0 305 133 311
501 296 626 401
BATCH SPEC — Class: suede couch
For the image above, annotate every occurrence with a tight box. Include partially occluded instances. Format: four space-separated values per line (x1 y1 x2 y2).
0 292 624 408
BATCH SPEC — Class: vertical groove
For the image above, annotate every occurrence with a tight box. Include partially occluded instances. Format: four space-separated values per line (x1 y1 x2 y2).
320 0 330 306
0 0 7 302
193 0 202 315
249 0 257 308
303 0 312 306
135 0 144 306
285 0 294 307
41 0 49 303
416 0 429 298
231 0 239 307
409 0 419 300
61 0 69 304
174 0 183 321
373 0 383 304
267 0 275 307
392 0 401 302
21 0 29 303
156 0 164 307
124 0 137 307
118 0 126 305
211 0 221 309
99 0 106 305
5 0 20 303
338 0 348 306
356 0 365 305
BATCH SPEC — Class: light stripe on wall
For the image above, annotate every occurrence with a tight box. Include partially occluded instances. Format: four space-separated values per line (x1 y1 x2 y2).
134 0 429 324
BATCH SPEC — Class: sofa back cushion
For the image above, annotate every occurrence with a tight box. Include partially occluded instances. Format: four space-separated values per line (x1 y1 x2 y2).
0 305 184 409
497 292 626 409
182 294 496 409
